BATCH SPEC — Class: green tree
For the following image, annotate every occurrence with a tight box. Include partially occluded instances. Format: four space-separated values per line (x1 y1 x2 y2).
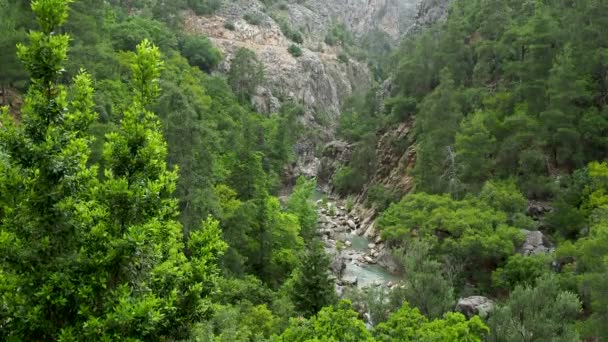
413 69 463 194
374 302 489 342
0 0 28 102
227 48 265 103
389 240 455 319
378 193 523 285
455 110 496 188
290 240 337 317
179 34 222 73
0 2 226 339
487 274 582 342
274 300 373 342
286 177 318 241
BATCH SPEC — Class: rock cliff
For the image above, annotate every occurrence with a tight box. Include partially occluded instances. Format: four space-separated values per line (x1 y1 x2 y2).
185 0 453 183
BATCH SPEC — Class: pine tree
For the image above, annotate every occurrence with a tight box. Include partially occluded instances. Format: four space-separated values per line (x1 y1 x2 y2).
291 240 337 317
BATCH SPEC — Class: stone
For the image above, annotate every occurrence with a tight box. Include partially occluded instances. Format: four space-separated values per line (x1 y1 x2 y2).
455 296 495 319
386 281 394 288
527 201 553 218
335 284 344 297
377 249 400 274
344 240 352 247
364 256 376 264
341 275 358 286
373 280 382 287
339 206 346 211
331 256 346 276
347 220 357 229
367 243 376 249
519 229 553 256
374 236 382 244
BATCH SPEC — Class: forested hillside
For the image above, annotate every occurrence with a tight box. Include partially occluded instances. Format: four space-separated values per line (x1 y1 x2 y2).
0 0 607 341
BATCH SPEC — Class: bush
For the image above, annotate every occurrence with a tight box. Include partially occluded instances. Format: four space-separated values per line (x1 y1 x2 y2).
333 166 366 195
188 0 222 15
179 34 222 72
224 21 235 30
366 184 400 212
288 44 303 57
337 53 349 64
244 12 264 26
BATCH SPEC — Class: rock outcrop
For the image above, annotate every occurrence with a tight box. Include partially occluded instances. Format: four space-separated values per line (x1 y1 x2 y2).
519 229 554 256
456 296 495 319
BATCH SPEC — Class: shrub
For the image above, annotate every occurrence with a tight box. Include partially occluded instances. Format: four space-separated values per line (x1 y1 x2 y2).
333 166 366 195
346 196 354 212
224 21 235 30
366 184 400 212
337 53 349 64
188 0 223 15
179 34 222 72
288 44 303 57
244 12 264 26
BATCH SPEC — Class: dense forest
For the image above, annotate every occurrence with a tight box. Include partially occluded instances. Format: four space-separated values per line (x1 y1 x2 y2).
0 0 607 341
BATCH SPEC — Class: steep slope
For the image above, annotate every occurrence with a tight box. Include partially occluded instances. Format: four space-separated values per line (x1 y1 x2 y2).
184 0 434 180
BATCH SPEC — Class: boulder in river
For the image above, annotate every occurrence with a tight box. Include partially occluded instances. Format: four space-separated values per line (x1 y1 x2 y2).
331 255 346 277
455 296 495 319
347 219 357 229
344 240 352 247
364 256 376 264
368 243 376 249
341 275 358 286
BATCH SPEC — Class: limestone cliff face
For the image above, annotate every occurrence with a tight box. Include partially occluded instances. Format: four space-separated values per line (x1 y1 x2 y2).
185 0 451 183
185 0 373 122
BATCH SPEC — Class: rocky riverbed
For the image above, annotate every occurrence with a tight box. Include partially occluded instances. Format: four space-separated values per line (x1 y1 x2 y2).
316 198 402 295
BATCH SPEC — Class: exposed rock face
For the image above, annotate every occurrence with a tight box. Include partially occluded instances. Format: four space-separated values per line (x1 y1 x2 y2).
318 140 353 190
456 296 495 319
367 121 416 196
407 0 454 35
185 7 371 120
519 230 554 256
287 0 422 42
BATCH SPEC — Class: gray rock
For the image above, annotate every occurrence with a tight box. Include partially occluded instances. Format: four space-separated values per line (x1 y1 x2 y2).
527 201 553 219
455 296 495 319
377 249 400 274
341 275 358 286
367 243 376 249
519 229 553 256
364 256 376 264
347 219 357 229
344 240 352 247
331 255 346 277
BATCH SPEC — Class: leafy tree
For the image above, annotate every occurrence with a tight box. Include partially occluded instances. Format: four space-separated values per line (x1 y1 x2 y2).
286 177 318 241
179 34 222 73
378 193 523 285
492 254 550 290
0 2 226 339
274 300 373 342
487 275 582 342
227 48 265 103
455 110 496 188
290 240 337 317
374 302 489 342
0 0 28 99
413 69 463 194
188 0 222 16
389 240 455 319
